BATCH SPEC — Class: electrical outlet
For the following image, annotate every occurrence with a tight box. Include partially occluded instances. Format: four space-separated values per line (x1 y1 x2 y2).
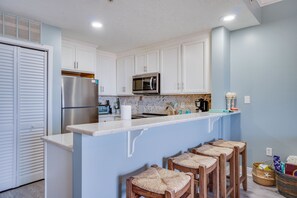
266 147 273 156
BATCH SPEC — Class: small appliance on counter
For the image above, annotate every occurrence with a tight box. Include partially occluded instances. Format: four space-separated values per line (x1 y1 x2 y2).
195 98 209 112
98 100 112 115
114 98 121 114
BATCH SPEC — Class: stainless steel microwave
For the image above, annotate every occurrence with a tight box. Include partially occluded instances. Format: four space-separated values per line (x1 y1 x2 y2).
132 72 160 94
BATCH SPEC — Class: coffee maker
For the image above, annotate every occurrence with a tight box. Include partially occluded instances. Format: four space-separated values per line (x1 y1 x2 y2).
195 98 209 112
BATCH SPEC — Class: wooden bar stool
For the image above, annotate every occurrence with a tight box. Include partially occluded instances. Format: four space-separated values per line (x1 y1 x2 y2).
210 140 247 197
168 153 219 198
126 165 194 198
191 145 235 198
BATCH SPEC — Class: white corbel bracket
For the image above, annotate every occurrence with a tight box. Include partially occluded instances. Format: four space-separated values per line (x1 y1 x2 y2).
208 116 222 133
127 128 148 158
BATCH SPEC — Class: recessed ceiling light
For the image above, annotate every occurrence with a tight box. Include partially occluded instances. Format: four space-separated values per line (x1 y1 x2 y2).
221 15 236 22
91 22 103 28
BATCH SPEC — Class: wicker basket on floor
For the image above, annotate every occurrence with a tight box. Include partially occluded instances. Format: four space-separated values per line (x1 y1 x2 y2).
252 162 275 186
276 171 297 198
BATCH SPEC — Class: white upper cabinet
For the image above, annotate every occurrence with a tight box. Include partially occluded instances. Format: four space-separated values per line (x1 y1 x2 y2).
146 50 159 73
134 50 159 74
160 45 181 94
160 38 210 94
61 39 96 73
182 40 208 93
116 56 134 95
61 42 76 70
96 52 117 96
135 54 146 74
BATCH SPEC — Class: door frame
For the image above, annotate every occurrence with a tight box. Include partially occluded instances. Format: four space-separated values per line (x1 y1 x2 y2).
0 36 54 135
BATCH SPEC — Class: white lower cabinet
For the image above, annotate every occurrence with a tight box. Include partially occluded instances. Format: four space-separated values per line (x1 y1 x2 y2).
0 43 47 191
116 56 134 95
160 38 210 94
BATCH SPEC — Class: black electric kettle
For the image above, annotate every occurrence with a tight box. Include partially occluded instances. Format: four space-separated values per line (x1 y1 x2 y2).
195 98 209 112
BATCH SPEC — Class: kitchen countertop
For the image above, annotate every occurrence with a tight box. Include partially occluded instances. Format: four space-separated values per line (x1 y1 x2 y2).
98 113 121 118
41 133 73 152
67 112 240 137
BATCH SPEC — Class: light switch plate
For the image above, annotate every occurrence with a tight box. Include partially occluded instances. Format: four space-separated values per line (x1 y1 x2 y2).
244 96 251 104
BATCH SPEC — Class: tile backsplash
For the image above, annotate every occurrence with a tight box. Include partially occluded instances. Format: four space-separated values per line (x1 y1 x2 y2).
99 94 211 115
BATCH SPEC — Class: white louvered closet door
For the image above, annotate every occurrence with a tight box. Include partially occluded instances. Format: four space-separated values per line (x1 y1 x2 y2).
0 44 17 191
17 47 47 186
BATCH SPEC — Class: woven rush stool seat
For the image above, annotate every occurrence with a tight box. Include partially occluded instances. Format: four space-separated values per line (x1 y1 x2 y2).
172 153 217 169
211 140 245 150
192 145 235 198
169 153 219 198
193 144 233 157
210 140 247 198
126 165 194 198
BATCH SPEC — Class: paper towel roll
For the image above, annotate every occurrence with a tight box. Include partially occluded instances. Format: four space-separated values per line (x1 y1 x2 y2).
121 105 132 120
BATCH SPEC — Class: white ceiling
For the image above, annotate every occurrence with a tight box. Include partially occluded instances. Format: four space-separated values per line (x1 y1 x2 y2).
0 0 261 52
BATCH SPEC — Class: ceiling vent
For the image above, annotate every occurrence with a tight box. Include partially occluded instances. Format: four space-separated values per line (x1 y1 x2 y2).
0 11 41 43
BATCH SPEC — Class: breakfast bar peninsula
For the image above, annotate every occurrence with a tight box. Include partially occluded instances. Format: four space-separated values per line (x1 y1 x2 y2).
42 112 241 198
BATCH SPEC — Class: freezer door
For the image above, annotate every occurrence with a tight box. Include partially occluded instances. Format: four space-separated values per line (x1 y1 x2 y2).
62 76 98 108
61 107 98 133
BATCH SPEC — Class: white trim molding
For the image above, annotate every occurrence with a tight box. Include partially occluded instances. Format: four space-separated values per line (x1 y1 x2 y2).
0 36 54 136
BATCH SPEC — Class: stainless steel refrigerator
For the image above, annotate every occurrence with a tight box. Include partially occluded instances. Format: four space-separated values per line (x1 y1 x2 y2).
61 76 99 133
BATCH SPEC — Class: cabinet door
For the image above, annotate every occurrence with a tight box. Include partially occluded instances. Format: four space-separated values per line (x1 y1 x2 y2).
0 44 17 191
146 50 159 73
61 42 76 70
116 58 126 95
124 56 135 95
76 46 96 73
96 54 116 96
17 47 47 186
160 45 181 94
135 54 146 74
182 41 206 93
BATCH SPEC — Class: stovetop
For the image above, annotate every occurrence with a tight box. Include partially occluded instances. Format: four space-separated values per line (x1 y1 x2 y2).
131 113 168 119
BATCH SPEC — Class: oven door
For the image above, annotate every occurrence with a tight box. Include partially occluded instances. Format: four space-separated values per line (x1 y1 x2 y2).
133 78 143 92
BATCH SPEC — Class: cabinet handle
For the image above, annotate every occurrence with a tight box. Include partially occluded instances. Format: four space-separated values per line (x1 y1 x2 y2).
177 83 180 90
181 82 184 90
76 62 78 69
102 86 104 92
74 62 76 69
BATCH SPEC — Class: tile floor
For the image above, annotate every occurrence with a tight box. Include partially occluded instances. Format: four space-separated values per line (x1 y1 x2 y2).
0 177 284 198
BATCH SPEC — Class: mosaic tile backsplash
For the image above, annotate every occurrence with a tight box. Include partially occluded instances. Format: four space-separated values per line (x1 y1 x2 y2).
99 94 211 115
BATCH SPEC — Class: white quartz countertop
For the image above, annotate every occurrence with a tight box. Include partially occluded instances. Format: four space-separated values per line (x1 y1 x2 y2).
67 112 240 137
42 133 73 152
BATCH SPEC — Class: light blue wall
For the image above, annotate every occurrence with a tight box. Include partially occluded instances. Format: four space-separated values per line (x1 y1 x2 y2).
211 27 230 109
73 115 240 197
230 0 297 165
41 24 62 134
